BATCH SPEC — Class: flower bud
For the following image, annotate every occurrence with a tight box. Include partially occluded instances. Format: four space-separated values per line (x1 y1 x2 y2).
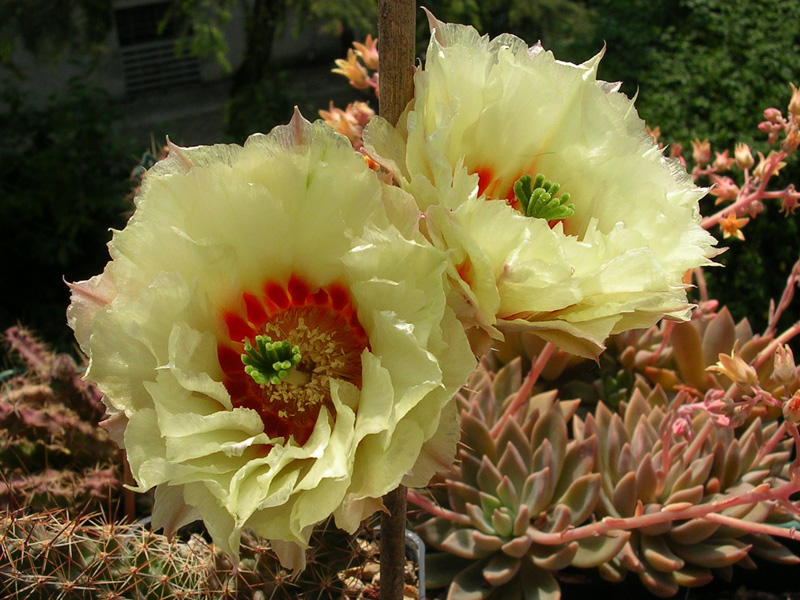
789 83 800 120
734 143 754 169
782 129 799 154
764 108 783 123
669 142 683 159
773 344 798 386
783 390 800 425
692 139 711 167
712 150 734 172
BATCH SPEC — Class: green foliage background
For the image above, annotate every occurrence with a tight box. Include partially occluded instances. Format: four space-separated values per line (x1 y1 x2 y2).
0 79 133 349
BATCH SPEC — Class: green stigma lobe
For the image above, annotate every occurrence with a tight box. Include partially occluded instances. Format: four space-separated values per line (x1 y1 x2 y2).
514 173 575 221
242 335 302 385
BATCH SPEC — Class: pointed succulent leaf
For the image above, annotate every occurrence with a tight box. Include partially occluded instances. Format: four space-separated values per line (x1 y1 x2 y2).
482 553 521 586
501 534 533 558
631 415 658 464
479 491 502 520
491 509 514 539
617 539 646 573
669 454 714 497
448 480 482 513
740 334 771 364
572 530 631 568
640 533 685 572
664 483 704 507
496 417 532 468
606 414 628 482
531 440 554 479
667 518 720 545
644 366 682 391
618 443 634 478
701 306 737 367
461 453 483 489
623 390 651 436
635 453 659 505
473 530 505 554
741 468 771 486
462 412 497 464
639 564 680 597
671 321 708 390
671 540 752 568
441 528 496 560
738 429 759 473
544 504 573 534
511 504 530 539
740 416 764 449
418 516 462 549
426 552 474 589
529 540 579 570
637 503 673 536
466 503 496 535
520 468 554 516
746 533 800 564
556 473 601 526
497 441 530 492
477 455 503 495
493 358 523 409
612 471 638 517
671 564 714 588
448 558 495 600
598 560 626 583
553 436 597 501
520 560 561 600
530 405 566 474
496 476 519 510
720 439 742 491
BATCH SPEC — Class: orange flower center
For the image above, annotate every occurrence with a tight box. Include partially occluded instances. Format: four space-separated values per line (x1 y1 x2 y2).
217 275 368 445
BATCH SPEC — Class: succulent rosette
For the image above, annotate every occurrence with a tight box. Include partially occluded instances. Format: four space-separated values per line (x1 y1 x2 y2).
417 359 629 600
364 13 718 358
67 112 474 566
578 388 797 596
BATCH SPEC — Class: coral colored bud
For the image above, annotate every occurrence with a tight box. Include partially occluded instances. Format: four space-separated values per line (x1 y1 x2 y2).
712 150 734 172
734 143 754 169
783 391 800 425
764 108 783 123
773 344 798 386
692 139 711 166
670 142 683 159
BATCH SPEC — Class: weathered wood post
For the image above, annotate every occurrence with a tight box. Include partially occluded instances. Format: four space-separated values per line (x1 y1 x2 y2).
377 2 416 599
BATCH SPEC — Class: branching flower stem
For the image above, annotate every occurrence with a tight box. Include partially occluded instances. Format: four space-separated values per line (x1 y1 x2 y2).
700 151 789 230
489 342 555 438
525 476 800 546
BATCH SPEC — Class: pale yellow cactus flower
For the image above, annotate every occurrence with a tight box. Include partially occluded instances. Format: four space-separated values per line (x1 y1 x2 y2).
364 12 719 357
67 112 474 568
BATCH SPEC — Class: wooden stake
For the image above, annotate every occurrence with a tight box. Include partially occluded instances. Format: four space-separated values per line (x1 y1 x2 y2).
378 0 416 127
377 2 416 599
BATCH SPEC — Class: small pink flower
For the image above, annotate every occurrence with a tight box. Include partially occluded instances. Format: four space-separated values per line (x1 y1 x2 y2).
692 139 711 166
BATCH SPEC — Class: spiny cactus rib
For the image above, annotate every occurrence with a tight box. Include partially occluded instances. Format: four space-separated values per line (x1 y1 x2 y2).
1 327 120 512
